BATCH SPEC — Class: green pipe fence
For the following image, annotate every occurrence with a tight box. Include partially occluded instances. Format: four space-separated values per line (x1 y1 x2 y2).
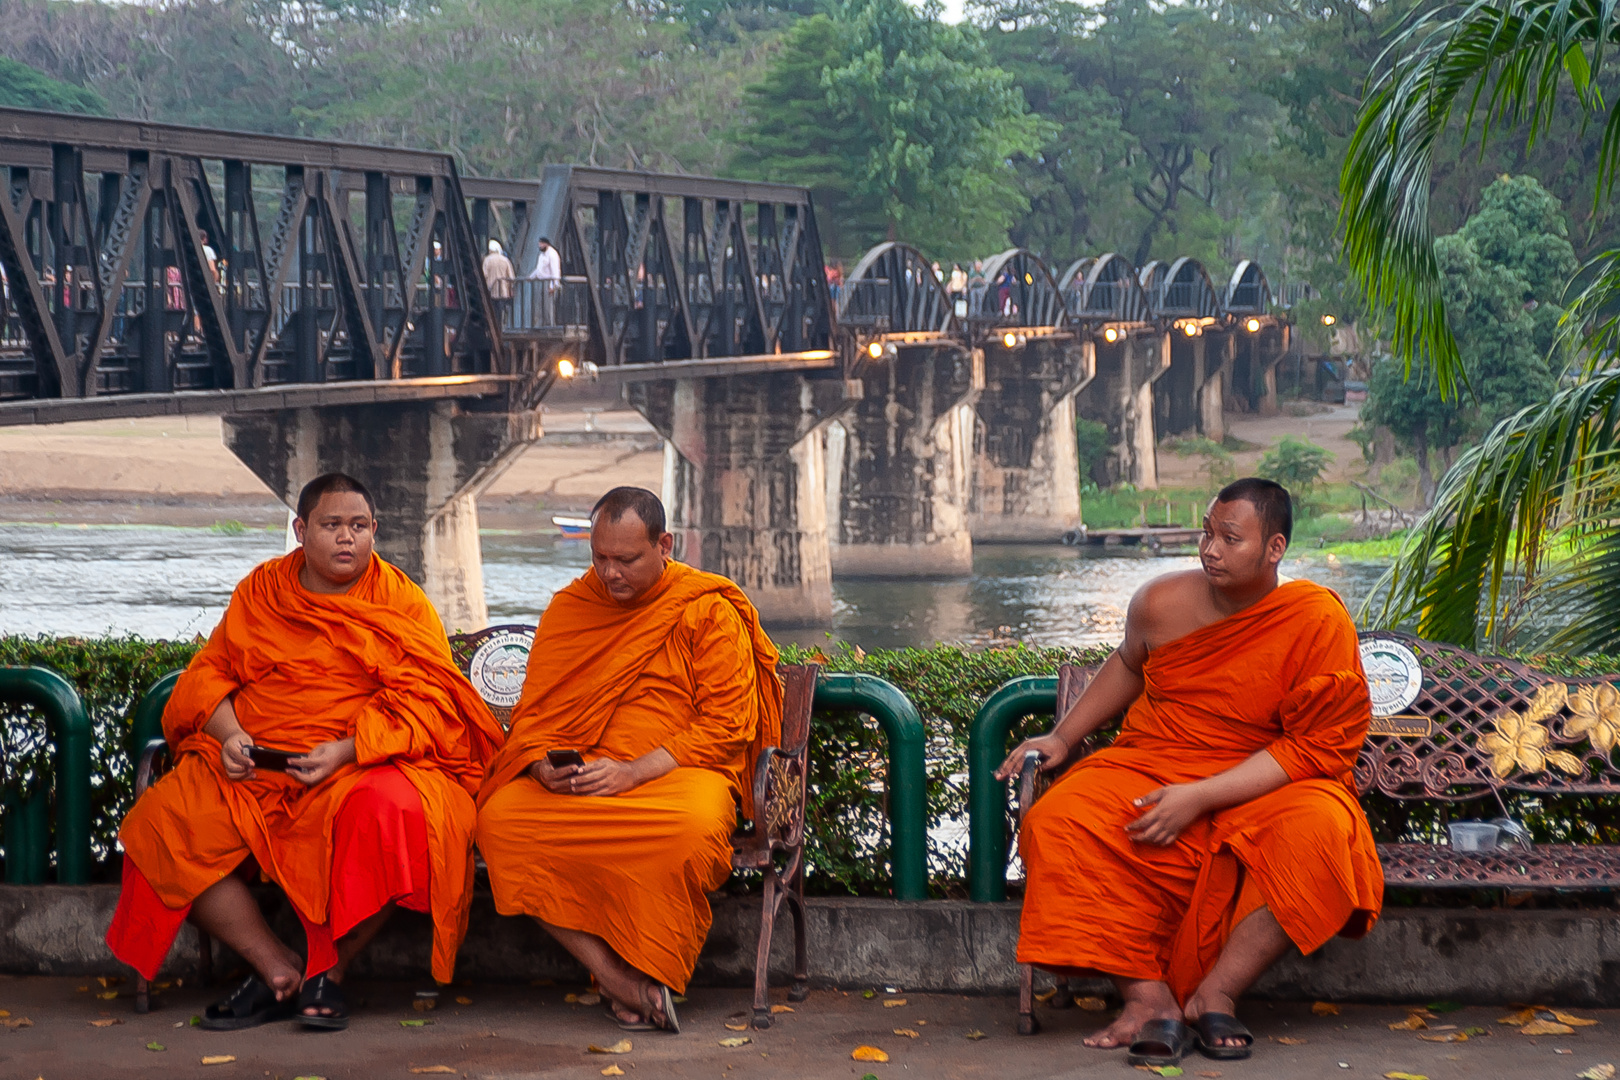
966 675 1057 903
0 667 93 884
128 670 181 766
813 672 929 901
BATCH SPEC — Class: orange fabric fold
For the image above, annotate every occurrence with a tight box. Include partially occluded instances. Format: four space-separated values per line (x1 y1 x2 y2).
1016 579 1384 1003
475 560 782 992
109 551 504 983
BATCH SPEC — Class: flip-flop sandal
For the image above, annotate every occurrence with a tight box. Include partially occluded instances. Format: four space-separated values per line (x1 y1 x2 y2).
1126 1017 1193 1067
652 984 680 1035
1192 1012 1253 1060
296 972 350 1031
200 974 298 1031
606 1003 658 1031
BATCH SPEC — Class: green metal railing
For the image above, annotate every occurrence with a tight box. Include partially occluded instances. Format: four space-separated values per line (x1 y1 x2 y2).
966 675 1057 902
128 670 181 766
813 672 929 901
0 667 94 884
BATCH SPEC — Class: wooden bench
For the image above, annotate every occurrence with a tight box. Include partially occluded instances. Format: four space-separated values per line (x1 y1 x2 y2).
1011 632 1620 1034
133 625 817 1029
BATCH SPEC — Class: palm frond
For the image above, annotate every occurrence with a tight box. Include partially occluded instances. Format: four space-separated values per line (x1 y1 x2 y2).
1340 0 1620 392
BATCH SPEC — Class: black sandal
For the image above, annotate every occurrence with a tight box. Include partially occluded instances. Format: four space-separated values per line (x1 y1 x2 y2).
200 974 298 1031
1126 1017 1193 1067
296 972 350 1031
1192 1012 1254 1060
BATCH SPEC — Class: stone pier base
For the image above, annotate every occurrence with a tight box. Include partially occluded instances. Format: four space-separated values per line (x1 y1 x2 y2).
1075 332 1168 489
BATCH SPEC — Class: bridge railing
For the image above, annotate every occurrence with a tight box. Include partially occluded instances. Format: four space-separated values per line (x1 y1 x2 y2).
504 276 591 334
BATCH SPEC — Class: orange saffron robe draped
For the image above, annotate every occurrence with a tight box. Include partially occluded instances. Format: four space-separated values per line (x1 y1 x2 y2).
475 561 782 993
107 551 505 983
1017 579 1384 1004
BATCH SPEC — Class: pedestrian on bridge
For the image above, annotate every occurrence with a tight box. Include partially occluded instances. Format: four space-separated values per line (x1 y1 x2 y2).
529 236 562 326
483 240 514 328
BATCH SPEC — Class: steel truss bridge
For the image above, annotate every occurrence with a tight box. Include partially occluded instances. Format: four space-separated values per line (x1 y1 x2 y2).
0 107 1289 424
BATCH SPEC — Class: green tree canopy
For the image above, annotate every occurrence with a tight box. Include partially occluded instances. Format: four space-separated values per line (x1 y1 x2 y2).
0 56 104 114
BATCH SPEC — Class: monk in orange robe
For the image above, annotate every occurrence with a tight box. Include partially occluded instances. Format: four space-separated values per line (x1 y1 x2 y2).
998 477 1383 1067
476 486 782 1033
106 473 504 1031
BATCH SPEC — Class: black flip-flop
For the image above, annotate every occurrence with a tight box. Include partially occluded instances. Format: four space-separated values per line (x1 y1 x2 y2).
1126 1017 1193 1067
1192 1012 1253 1060
652 984 680 1034
296 972 349 1031
200 974 298 1031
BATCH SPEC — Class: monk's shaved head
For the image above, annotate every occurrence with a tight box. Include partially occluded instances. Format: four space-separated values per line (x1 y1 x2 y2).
297 473 376 523
1214 477 1292 545
591 486 666 542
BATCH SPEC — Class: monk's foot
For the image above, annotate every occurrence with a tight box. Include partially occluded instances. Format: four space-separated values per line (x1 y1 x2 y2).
1083 999 1181 1050
248 946 303 1003
1184 989 1243 1047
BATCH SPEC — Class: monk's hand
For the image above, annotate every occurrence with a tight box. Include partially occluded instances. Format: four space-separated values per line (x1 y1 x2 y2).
570 757 643 797
220 731 256 781
287 737 356 787
528 757 581 794
994 735 1069 782
1125 783 1209 845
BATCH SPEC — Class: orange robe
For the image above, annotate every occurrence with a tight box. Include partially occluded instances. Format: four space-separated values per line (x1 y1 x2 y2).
106 551 505 983
475 561 782 993
1017 579 1384 1003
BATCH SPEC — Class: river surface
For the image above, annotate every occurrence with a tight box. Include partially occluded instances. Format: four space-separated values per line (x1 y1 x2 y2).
0 523 1388 645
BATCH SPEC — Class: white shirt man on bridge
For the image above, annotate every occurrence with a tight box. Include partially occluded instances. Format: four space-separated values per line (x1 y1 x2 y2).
527 238 562 325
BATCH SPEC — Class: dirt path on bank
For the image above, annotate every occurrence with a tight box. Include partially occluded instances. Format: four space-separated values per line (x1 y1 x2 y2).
1155 402 1370 488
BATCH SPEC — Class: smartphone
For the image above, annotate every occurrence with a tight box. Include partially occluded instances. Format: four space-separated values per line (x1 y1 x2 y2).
247 745 299 772
546 749 585 770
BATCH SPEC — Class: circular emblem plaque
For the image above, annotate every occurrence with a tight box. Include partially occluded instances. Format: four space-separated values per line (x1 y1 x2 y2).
1360 638 1423 718
468 630 533 709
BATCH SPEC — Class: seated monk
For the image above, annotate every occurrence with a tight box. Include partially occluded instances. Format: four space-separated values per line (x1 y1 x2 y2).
106 473 504 1031
475 486 782 1034
997 477 1383 1067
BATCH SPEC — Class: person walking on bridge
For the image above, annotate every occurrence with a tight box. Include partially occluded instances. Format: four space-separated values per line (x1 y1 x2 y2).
482 241 514 328
528 236 562 326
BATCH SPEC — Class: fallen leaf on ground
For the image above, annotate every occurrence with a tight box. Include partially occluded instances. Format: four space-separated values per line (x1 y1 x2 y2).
95 991 117 1000
455 996 473 1006
1417 1031 1467 1043
1426 1001 1462 1013
565 993 580 1003
718 1037 752 1048
1520 1018 1575 1036
578 993 602 1007
2 1018 33 1029
1312 1002 1341 1017
884 998 906 1008
97 976 124 988
88 1018 121 1027
189 1016 201 1026
1554 1011 1600 1027
1075 996 1108 1011
413 998 436 1012
400 1019 432 1027
893 1028 919 1038
724 1021 749 1031
1388 1014 1428 1031
916 1020 927 1025
1134 1067 1184 1077
408 1068 457 1075
861 990 876 999
1382 1073 1428 1080
1576 1066 1616 1080
851 1046 889 1062
1271 1036 1306 1045
0 1010 8 1017
200 1055 236 1066
965 1029 987 1040
1034 987 1058 1003
146 1043 165 1052
771 1005 794 1014
601 1067 625 1077
74 986 88 993
672 995 688 1004
1497 1007 1540 1026
588 1039 632 1054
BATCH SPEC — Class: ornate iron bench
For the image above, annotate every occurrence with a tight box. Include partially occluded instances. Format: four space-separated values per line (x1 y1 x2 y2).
1011 632 1620 1034
132 625 816 1029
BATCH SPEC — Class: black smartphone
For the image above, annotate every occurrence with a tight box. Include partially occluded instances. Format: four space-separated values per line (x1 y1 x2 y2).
247 745 299 772
545 749 585 770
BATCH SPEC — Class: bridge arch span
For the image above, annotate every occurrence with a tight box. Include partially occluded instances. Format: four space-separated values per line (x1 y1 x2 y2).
1067 253 1153 326
1223 260 1274 317
968 248 1064 332
1150 257 1222 323
839 242 953 337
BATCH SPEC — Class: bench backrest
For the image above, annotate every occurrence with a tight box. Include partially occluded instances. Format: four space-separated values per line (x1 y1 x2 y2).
1054 631 1620 802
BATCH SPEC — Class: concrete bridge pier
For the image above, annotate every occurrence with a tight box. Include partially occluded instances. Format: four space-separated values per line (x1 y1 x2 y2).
1226 323 1292 416
223 399 540 633
1075 331 1169 489
826 343 982 577
969 336 1094 542
1154 331 1231 444
626 372 860 627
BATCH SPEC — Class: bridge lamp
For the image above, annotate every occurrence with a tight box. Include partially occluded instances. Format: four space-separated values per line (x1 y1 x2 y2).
1182 322 1200 337
1245 317 1261 333
866 340 885 360
1322 314 1337 327
557 358 577 379
1103 327 1120 344
1002 331 1018 349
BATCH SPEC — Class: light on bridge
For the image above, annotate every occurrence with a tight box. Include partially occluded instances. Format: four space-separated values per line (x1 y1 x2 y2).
1102 327 1120 344
1182 322 1199 337
557 358 577 379
1002 332 1018 349
1322 314 1337 326
866 341 885 360
1245 318 1261 333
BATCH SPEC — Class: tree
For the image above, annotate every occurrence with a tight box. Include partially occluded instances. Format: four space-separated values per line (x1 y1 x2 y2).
1256 435 1333 508
0 56 105 114
734 0 1046 260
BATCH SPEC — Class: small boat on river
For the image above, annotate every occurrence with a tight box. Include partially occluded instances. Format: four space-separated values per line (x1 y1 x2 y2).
552 515 592 539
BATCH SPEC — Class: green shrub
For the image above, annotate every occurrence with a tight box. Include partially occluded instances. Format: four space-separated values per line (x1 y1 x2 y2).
1074 418 1112 491
1258 435 1334 512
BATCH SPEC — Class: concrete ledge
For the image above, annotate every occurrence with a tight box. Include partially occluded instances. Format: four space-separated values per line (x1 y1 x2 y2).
6 886 1619 1005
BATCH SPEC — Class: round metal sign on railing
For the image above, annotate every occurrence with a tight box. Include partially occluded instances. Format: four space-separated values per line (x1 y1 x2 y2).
1360 637 1424 718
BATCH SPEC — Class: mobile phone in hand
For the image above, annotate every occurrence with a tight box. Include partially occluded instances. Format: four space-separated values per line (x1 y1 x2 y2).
546 749 585 770
247 745 298 772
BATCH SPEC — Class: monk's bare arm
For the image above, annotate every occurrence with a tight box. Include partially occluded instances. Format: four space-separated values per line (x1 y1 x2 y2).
202 695 255 780
1125 750 1290 845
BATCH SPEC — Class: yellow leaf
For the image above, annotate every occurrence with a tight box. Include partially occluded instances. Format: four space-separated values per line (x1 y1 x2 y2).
565 993 580 1003
1576 1065 1615 1080
1311 1002 1340 1016
455 996 473 1006
0 1009 12 1017
96 991 117 1000
588 1039 632 1054
1497 1007 1539 1026
1553 1011 1600 1027
577 993 602 1007
1271 1036 1306 1045
1383 1073 1429 1080
1075 996 1108 1011
724 1021 749 1031
413 997 437 1012
965 1029 988 1040
883 998 907 1007
719 1036 752 1048
2 1018 33 1029
200 1056 237 1066
88 1018 122 1028
408 1069 457 1075
1034 987 1058 1003
893 1028 920 1038
96 975 124 988
602 1067 626 1077
771 1005 794 1014
852 1046 889 1062
1417 1031 1467 1042
1520 1018 1575 1036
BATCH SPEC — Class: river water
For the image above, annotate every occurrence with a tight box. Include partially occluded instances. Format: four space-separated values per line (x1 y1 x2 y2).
0 523 1388 645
